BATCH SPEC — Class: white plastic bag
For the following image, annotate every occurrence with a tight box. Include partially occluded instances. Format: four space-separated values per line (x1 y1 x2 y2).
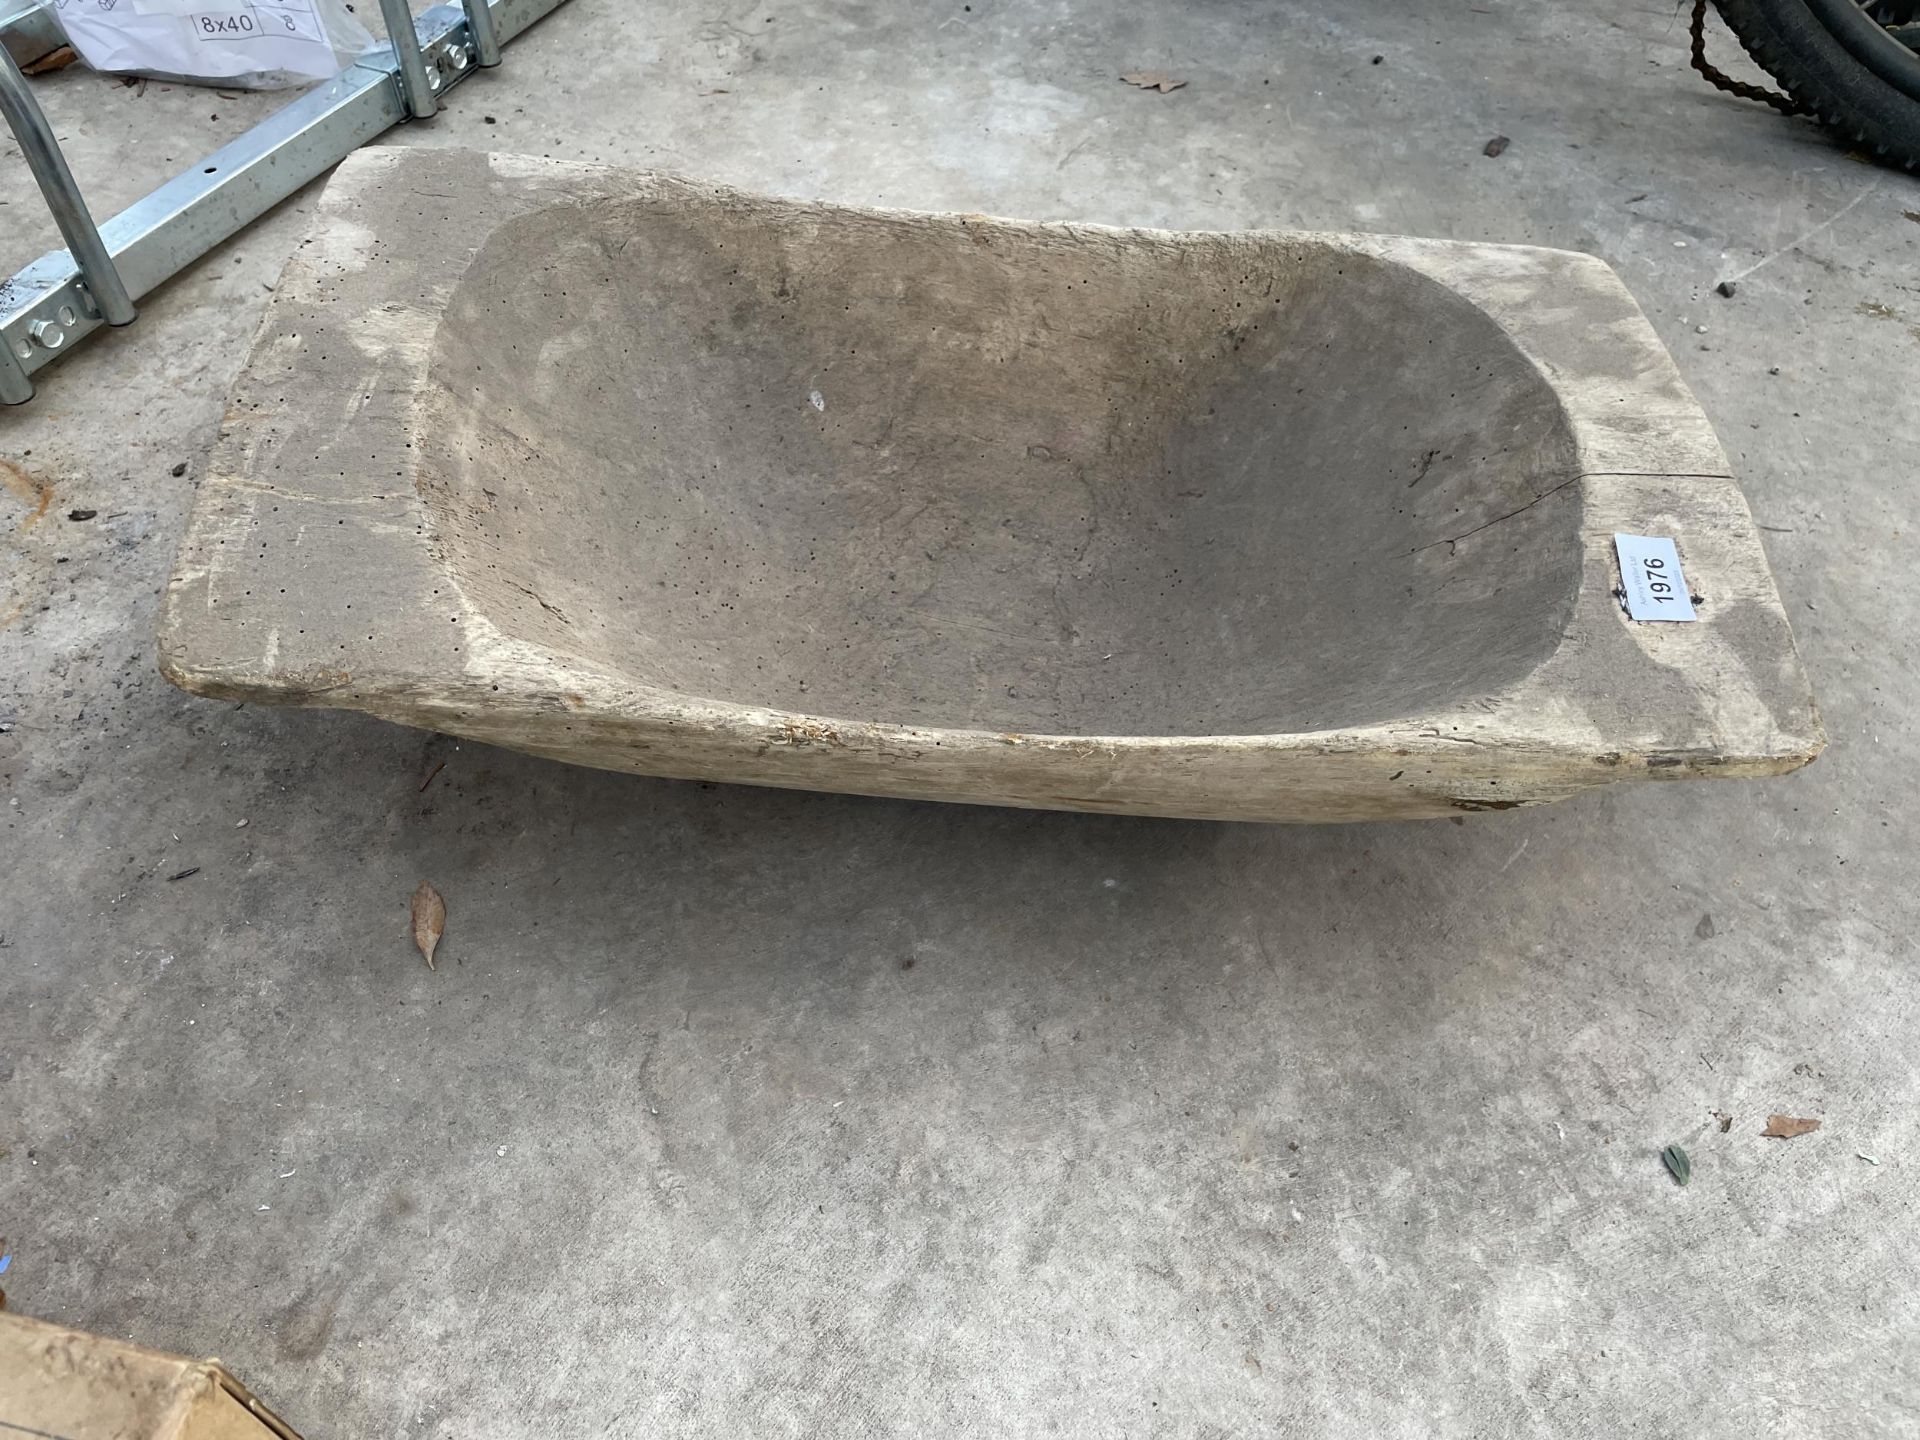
51 0 374 89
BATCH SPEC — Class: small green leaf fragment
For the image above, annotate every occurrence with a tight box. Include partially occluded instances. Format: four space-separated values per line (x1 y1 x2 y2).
1662 1144 1692 1186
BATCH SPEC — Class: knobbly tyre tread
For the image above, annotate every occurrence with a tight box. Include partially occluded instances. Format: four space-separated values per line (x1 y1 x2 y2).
1715 0 1920 167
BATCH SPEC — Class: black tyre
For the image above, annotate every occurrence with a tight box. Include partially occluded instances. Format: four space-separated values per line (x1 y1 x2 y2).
1715 0 1920 167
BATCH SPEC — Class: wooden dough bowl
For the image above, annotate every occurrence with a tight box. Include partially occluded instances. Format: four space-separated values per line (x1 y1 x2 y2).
161 150 1821 822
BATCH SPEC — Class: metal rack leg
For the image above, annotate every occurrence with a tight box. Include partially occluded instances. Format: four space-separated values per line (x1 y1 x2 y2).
463 0 502 67
2 0 573 404
378 0 439 117
0 44 136 331
0 335 31 408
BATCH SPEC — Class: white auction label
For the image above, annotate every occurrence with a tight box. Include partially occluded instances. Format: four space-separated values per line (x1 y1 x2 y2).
1614 533 1696 622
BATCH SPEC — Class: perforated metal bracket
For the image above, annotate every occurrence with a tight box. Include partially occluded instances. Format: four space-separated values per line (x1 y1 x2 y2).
0 0 570 405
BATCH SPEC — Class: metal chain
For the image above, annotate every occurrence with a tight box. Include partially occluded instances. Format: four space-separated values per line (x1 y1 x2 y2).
1689 0 1814 116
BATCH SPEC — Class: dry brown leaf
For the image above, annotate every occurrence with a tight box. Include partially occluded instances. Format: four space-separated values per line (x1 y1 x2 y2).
22 46 78 76
1761 1114 1820 1139
1120 71 1187 94
410 881 445 970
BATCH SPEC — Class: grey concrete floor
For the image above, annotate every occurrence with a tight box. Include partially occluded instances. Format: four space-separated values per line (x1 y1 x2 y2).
2 1 1917 1434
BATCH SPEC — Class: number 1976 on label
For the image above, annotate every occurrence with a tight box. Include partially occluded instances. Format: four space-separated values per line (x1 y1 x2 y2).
1614 533 1697 623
